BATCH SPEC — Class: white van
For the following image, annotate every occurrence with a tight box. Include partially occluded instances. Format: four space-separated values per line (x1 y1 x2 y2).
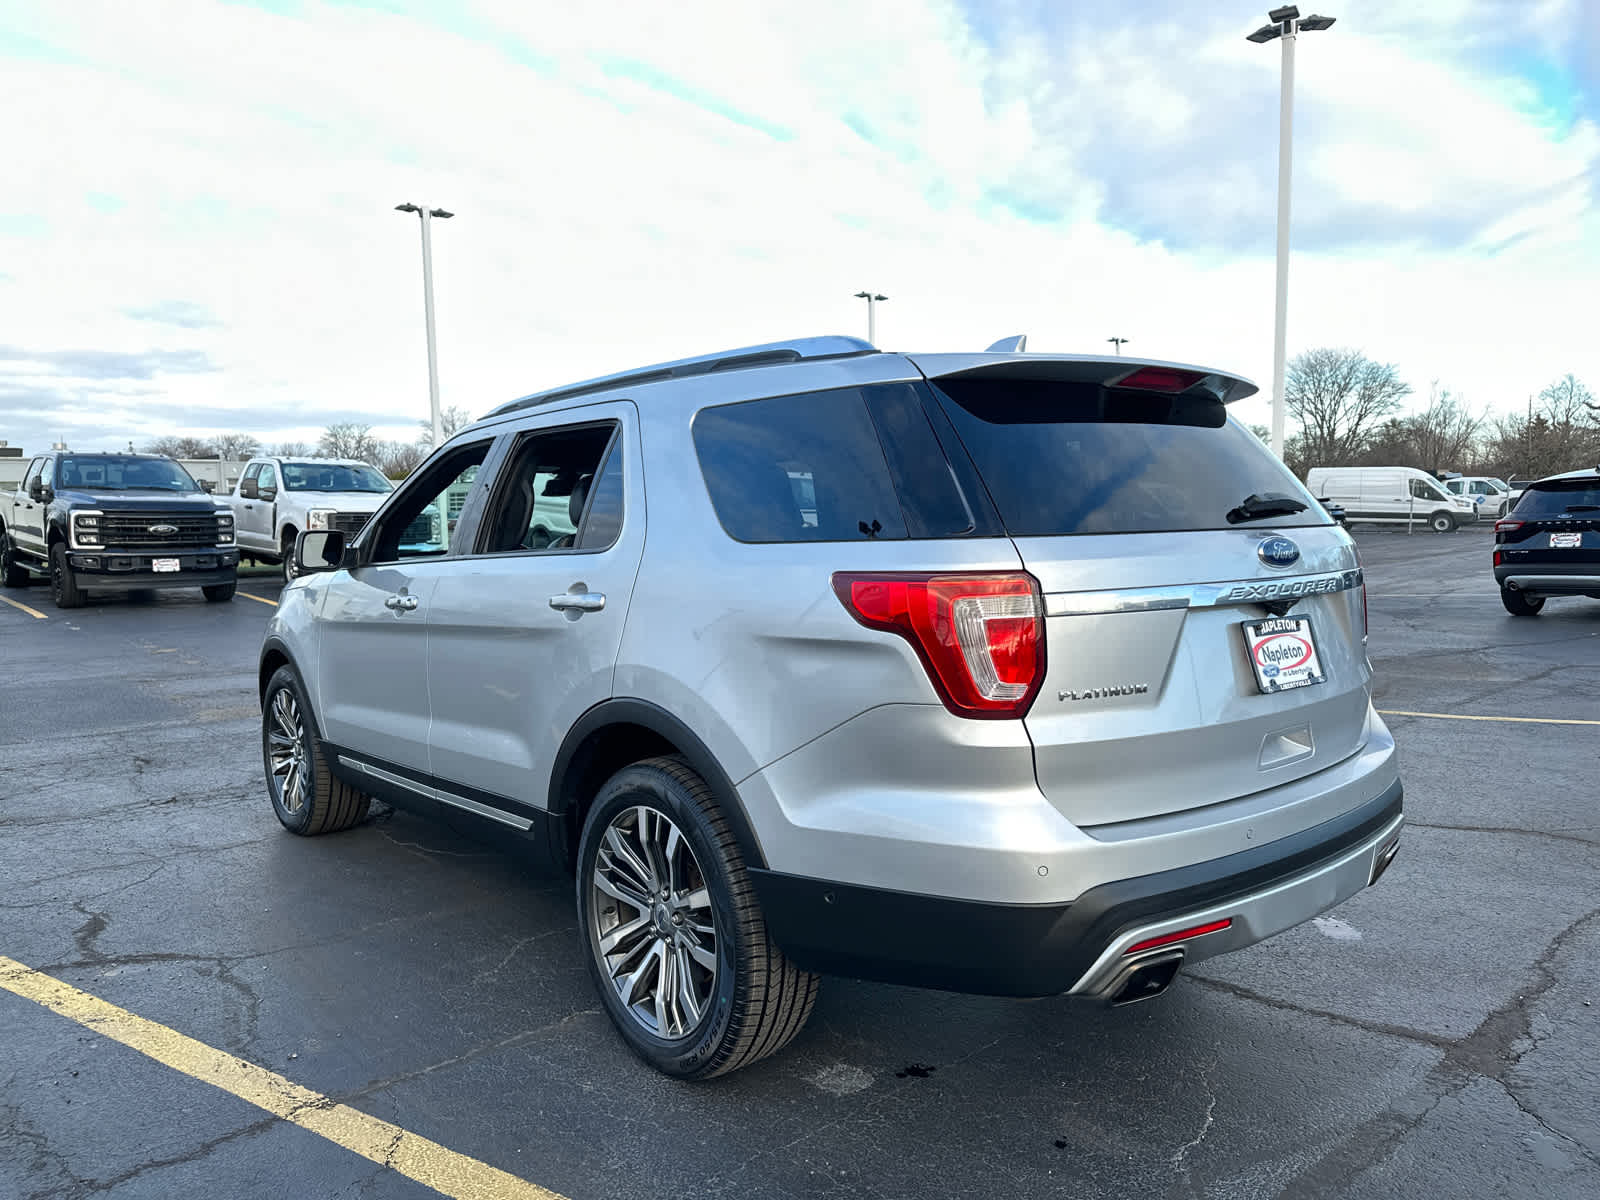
1304 466 1479 531
1442 475 1512 518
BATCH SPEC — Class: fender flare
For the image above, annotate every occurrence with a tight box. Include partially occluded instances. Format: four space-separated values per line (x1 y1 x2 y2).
549 698 767 870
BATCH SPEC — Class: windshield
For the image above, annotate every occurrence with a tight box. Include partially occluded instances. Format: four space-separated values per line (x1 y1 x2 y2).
280 463 393 492
1513 480 1600 516
56 456 201 492
928 378 1329 535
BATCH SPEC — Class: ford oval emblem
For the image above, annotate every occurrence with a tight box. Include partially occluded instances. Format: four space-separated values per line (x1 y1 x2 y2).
1257 536 1300 568
148 524 179 536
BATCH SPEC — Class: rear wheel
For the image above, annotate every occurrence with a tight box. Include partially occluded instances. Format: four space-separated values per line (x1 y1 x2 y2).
1429 511 1456 533
0 530 29 587
1501 588 1544 617
576 757 819 1079
262 665 370 834
49 544 84 609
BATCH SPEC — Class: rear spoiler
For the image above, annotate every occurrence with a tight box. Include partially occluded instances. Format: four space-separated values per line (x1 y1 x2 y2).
906 353 1259 406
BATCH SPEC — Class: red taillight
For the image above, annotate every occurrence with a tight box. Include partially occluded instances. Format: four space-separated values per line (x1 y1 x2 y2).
1493 549 1503 567
832 572 1046 719
1495 519 1523 534
1112 366 1206 393
1353 545 1368 642
1124 918 1232 956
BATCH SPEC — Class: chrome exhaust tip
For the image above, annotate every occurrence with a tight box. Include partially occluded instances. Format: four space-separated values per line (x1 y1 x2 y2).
1370 836 1401 885
1106 950 1184 1008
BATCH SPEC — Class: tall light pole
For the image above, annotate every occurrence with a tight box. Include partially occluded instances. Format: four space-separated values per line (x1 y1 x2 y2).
1247 6 1335 459
1107 337 1129 355
854 291 887 346
395 203 455 449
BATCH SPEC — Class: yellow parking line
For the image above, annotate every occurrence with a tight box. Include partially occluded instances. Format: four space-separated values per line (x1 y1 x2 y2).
1378 709 1600 727
0 955 566 1200
238 591 278 607
0 593 48 619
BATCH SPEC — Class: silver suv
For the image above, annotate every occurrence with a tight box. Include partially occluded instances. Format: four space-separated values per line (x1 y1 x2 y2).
257 336 1403 1079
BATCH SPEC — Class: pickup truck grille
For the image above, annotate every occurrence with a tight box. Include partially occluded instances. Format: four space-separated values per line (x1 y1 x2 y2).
327 512 374 538
99 512 229 548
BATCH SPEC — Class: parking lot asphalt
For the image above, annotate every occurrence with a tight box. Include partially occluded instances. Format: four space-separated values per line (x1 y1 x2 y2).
2 530 1597 1200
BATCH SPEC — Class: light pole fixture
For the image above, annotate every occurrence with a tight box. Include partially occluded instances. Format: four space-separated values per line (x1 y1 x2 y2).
395 203 455 449
853 291 888 346
1107 337 1129 355
1247 5 1335 459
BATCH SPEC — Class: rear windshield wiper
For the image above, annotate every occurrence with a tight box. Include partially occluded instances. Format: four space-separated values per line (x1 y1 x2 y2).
1226 493 1309 524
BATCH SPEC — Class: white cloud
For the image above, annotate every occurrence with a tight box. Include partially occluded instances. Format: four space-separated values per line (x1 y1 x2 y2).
0 0 1595 459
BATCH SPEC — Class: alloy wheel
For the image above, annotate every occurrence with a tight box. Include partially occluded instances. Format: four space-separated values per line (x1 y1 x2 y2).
588 805 718 1040
267 688 309 815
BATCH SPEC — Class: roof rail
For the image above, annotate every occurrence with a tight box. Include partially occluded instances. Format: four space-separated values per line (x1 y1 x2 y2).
486 335 877 418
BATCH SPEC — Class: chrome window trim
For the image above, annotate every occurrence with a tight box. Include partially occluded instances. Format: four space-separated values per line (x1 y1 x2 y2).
337 756 535 832
1045 569 1362 617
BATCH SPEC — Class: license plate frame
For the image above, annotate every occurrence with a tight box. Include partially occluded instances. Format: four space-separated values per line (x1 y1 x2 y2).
1550 532 1583 549
1241 616 1327 694
152 558 181 573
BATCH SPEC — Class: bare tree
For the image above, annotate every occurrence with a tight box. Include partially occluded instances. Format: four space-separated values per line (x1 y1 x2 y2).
273 441 311 457
416 405 474 449
319 423 380 462
1404 384 1483 475
1539 374 1597 431
144 436 186 457
215 433 260 461
1286 349 1411 466
375 440 425 478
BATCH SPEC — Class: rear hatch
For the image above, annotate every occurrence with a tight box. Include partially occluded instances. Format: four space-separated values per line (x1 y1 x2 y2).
912 355 1370 831
1498 478 1600 569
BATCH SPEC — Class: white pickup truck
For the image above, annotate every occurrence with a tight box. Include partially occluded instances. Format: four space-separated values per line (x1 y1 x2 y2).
228 457 397 581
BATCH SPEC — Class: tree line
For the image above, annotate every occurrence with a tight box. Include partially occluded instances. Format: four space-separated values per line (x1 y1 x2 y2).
1282 348 1597 482
144 406 474 479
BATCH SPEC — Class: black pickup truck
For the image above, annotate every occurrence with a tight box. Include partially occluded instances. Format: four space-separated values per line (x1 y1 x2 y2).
0 452 239 608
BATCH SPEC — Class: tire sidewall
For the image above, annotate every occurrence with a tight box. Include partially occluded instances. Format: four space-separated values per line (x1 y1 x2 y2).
262 666 320 832
282 534 301 584
576 764 744 1078
49 544 80 607
1430 512 1454 533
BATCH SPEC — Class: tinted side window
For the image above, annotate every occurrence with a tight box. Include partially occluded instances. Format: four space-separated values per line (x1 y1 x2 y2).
862 384 998 538
258 464 278 495
578 439 624 550
480 423 618 554
368 440 492 563
22 458 45 491
693 388 908 543
39 459 54 489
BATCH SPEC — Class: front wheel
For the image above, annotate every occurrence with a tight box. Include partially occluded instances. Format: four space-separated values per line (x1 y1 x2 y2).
576 757 819 1080
203 582 236 603
1501 588 1545 617
1429 511 1456 533
281 532 301 583
262 666 371 834
49 544 85 609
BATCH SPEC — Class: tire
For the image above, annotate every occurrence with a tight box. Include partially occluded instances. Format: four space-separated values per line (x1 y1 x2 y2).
262 665 371 835
1429 511 1455 533
0 529 29 587
281 531 300 583
203 582 236 603
1501 588 1545 617
576 756 819 1080
49 543 85 609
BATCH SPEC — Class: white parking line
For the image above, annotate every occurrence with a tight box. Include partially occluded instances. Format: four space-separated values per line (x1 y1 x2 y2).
1378 709 1600 727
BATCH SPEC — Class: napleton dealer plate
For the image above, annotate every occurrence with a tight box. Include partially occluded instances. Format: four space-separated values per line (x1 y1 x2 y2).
1242 616 1327 694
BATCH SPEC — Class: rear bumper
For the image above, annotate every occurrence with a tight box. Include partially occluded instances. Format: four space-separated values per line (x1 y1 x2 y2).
1495 566 1600 595
68 549 238 591
749 777 1403 998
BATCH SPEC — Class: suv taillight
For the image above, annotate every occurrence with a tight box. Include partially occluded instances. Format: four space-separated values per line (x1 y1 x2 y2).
832 572 1045 719
1352 546 1368 643
1494 519 1523 534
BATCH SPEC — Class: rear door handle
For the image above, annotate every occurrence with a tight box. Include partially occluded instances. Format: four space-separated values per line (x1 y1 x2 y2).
548 592 605 612
384 594 419 611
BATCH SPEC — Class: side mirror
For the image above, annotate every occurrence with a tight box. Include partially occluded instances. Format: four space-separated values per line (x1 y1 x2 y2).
259 486 278 503
238 478 259 499
294 529 348 575
28 480 44 502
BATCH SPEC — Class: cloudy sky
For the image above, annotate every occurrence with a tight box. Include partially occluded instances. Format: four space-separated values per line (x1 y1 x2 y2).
1 0 1596 458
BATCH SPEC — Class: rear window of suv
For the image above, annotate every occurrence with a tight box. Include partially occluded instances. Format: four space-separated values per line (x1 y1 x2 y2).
929 376 1330 536
1513 479 1600 516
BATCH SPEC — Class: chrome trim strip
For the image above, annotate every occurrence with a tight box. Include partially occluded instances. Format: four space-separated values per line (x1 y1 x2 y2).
339 756 433 799
1046 569 1362 617
433 786 535 831
1068 813 1403 997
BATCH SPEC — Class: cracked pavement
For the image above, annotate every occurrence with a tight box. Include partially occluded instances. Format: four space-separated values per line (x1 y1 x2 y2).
2 532 1597 1198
